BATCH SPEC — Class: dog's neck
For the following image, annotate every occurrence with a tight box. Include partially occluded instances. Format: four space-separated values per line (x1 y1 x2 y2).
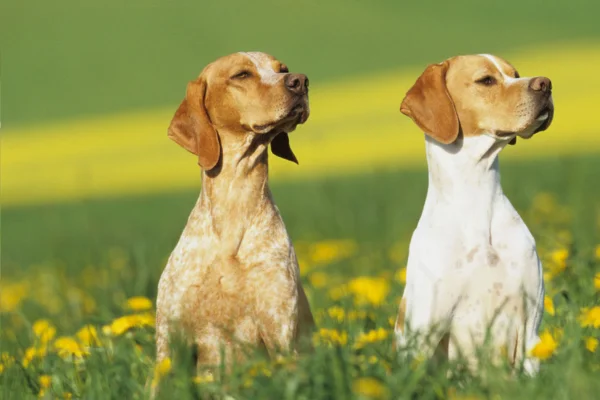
423 134 511 239
197 129 279 250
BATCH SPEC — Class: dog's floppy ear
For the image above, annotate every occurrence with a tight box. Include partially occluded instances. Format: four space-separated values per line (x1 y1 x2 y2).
167 76 221 170
271 132 298 164
400 61 459 144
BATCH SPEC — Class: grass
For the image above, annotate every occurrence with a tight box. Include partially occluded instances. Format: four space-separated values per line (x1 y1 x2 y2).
1 155 600 399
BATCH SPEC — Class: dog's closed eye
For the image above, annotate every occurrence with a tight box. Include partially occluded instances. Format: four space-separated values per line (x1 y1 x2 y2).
475 76 496 86
279 64 289 73
231 70 252 79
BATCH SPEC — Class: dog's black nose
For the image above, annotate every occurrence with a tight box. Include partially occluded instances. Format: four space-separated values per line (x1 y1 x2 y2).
285 73 308 95
529 76 552 93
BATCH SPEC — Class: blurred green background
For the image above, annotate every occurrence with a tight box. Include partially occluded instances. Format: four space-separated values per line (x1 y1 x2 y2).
2 0 600 283
2 0 599 126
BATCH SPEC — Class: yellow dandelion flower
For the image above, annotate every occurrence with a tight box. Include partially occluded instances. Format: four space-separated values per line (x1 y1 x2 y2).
103 312 155 336
580 306 600 328
545 248 569 279
328 284 349 301
352 377 388 399
544 296 555 316
348 310 369 321
23 348 36 367
102 325 112 336
247 361 272 378
64 393 73 399
529 329 558 360
22 346 48 367
32 320 57 344
0 281 29 312
54 336 89 359
2 353 14 364
594 244 600 261
347 277 390 307
151 357 172 388
355 355 380 365
136 312 156 326
103 316 135 336
327 306 345 323
156 357 172 376
309 240 357 265
193 373 215 384
585 337 598 353
551 248 569 265
395 267 407 284
38 374 52 398
39 375 52 388
0 352 15 375
1 353 14 374
297 257 312 277
313 328 348 347
76 325 100 347
354 328 390 349
594 272 600 291
125 296 153 312
388 317 395 328
309 272 329 289
273 354 292 366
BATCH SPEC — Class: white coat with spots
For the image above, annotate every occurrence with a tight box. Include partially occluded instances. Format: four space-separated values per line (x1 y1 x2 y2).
394 54 554 375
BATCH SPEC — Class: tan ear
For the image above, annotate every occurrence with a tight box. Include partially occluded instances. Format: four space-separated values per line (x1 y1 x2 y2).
167 78 221 170
270 132 298 164
400 61 459 144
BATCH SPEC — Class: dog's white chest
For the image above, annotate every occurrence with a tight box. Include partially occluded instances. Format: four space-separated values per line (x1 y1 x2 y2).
402 136 544 339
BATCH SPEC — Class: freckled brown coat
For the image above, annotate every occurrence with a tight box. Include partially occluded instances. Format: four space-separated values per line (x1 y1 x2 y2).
155 52 314 373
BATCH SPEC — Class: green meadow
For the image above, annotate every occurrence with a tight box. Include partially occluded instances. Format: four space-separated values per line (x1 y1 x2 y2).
1 1 600 399
2 157 600 399
2 0 599 127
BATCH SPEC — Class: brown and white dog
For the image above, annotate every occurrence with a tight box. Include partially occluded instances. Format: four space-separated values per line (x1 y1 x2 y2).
394 54 554 374
155 52 314 373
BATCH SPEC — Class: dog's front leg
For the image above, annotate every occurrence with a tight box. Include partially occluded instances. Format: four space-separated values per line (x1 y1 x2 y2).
520 287 544 376
253 278 299 358
395 270 450 364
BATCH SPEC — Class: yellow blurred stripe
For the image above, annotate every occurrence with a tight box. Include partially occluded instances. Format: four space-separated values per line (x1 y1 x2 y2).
3 41 600 206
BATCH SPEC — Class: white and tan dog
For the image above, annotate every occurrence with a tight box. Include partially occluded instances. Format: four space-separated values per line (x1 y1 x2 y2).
394 54 554 374
156 52 314 373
